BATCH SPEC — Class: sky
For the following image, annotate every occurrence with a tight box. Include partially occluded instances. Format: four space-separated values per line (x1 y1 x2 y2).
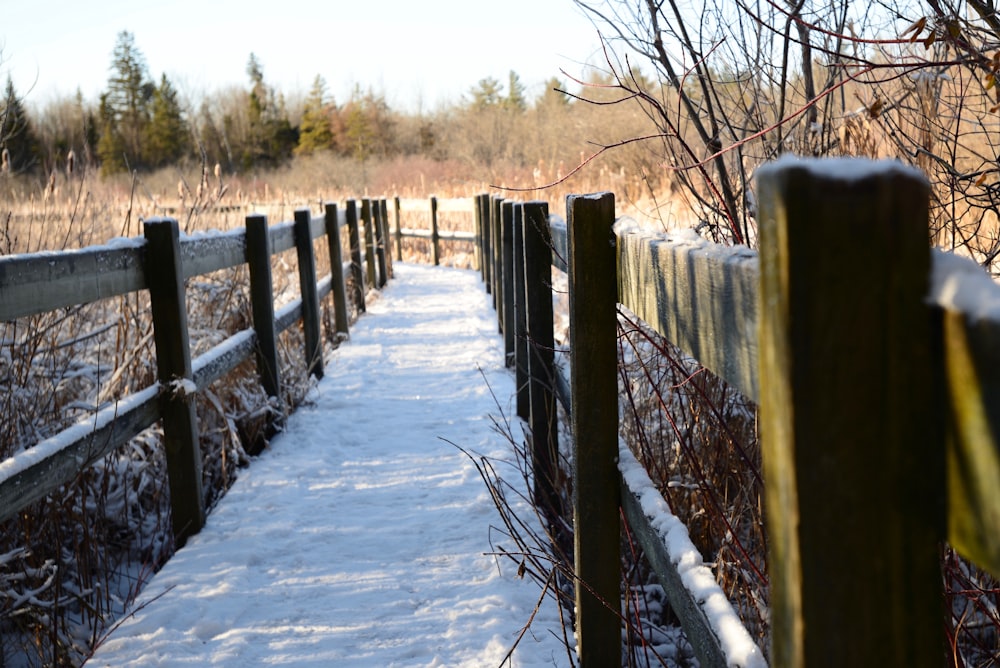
2 0 604 112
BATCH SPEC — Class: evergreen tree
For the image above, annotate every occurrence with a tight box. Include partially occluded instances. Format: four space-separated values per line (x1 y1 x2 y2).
146 74 188 167
469 76 503 109
102 31 154 171
504 71 527 112
295 75 333 156
96 92 126 175
241 53 295 168
1 77 41 173
536 77 571 110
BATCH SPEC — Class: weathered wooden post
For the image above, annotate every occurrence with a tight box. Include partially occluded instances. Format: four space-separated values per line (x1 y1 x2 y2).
346 199 366 313
513 203 529 419
521 200 560 522
567 192 620 666
245 213 284 445
393 196 403 262
492 195 503 319
473 194 484 278
361 198 377 289
756 158 944 667
373 198 388 288
294 209 324 380
323 203 350 338
380 199 393 279
479 194 492 293
430 196 441 266
143 217 205 545
501 200 516 368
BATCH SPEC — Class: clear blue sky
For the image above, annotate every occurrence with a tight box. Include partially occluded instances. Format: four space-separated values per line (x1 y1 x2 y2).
2 0 603 111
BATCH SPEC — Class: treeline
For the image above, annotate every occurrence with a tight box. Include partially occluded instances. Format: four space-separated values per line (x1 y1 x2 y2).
0 30 656 185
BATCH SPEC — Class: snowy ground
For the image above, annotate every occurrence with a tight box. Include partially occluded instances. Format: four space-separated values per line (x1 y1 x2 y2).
87 263 568 667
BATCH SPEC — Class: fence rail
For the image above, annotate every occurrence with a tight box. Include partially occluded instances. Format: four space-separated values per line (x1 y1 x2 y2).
0 199 402 545
477 157 1000 667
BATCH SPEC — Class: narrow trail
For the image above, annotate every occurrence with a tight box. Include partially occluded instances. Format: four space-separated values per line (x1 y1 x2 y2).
88 263 566 667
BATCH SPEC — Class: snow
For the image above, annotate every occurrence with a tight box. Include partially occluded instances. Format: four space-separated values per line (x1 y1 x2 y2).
929 248 1000 321
0 384 161 485
618 443 767 668
756 153 926 183
86 263 567 667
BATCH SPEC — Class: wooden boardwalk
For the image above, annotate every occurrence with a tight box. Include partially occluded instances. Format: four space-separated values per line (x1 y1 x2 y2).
88 263 566 667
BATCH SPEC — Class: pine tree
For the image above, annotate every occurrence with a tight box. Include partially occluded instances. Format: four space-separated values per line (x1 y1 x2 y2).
0 76 41 173
146 74 188 167
295 75 333 156
96 92 126 175
469 76 503 109
504 70 527 112
102 31 154 171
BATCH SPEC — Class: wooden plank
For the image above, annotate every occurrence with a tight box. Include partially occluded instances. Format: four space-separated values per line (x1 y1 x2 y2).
0 385 161 524
492 196 503 324
380 199 394 280
513 203 529 420
373 198 389 287
270 220 296 254
548 215 568 273
930 249 1000 576
191 329 257 392
393 197 403 261
143 217 205 546
294 209 323 380
479 195 492 294
521 200 561 523
0 243 146 321
179 229 245 279
361 199 377 289
245 214 283 407
430 196 441 266
345 199 366 313
566 192 620 667
324 203 351 338
501 200 516 367
756 158 944 667
616 223 760 402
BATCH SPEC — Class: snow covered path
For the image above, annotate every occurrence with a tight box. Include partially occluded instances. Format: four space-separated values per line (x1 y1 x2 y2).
88 263 567 667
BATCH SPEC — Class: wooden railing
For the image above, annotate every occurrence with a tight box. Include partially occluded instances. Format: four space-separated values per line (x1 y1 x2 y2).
477 157 1000 667
0 198 399 546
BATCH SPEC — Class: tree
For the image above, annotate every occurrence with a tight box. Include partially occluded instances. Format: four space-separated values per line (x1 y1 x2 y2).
0 76 41 173
469 76 503 109
145 74 188 167
102 31 154 171
504 70 527 112
240 53 295 169
295 75 333 156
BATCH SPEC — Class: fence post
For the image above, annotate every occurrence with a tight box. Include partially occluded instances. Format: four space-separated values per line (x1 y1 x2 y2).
323 203 350 338
346 199 366 313
429 196 441 266
479 194 492 293
756 159 944 667
373 198 388 288
566 192 620 666
245 213 284 449
380 199 393 279
501 200 516 368
521 200 560 524
361 198 377 289
143 217 205 546
492 196 503 319
393 196 403 262
513 203 529 419
294 209 323 380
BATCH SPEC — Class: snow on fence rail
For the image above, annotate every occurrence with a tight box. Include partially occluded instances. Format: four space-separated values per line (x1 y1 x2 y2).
476 156 1000 667
0 198 401 546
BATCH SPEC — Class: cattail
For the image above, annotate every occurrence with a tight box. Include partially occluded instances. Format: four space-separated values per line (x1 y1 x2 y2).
214 162 221 181
1 148 9 175
66 150 75 177
45 171 56 201
178 180 185 201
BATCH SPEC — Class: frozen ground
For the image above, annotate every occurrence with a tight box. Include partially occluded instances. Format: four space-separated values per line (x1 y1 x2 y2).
87 263 568 667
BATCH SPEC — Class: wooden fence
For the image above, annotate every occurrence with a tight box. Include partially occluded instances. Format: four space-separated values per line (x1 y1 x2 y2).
0 197 402 546
477 157 1000 667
